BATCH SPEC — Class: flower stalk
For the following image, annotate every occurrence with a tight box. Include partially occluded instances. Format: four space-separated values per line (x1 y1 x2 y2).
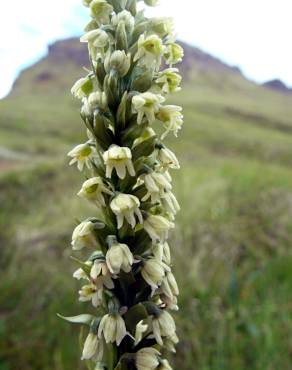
60 0 184 369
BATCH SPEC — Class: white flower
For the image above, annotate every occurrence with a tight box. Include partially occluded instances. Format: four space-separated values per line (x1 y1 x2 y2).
155 68 181 94
157 105 183 139
79 283 104 307
106 242 134 274
161 192 180 219
141 172 172 203
158 359 173 370
144 215 175 242
73 268 88 280
81 332 104 361
164 333 179 353
158 147 180 170
152 310 176 346
89 0 113 24
83 0 93 6
73 261 92 280
111 10 135 33
98 314 127 345
144 0 160 5
150 17 174 39
134 34 165 69
132 92 165 125
152 242 171 265
71 76 93 99
134 320 148 346
161 271 179 300
103 145 135 179
141 258 169 290
78 177 113 206
68 143 98 171
71 221 98 250
90 259 114 290
110 194 143 229
136 348 160 370
81 29 110 49
164 42 184 65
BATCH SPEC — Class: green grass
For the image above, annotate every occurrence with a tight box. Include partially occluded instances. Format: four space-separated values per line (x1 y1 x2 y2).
1 64 292 369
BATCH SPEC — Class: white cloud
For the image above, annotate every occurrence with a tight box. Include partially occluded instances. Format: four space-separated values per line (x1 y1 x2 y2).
0 0 292 98
146 0 292 85
0 0 87 98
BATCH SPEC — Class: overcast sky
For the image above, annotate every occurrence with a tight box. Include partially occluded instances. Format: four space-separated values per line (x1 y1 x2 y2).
0 0 291 98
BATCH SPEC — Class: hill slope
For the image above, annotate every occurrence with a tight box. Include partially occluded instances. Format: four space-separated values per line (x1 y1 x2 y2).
1 38 292 370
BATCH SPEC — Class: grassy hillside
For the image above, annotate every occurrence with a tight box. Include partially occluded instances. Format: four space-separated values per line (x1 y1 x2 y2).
0 38 292 370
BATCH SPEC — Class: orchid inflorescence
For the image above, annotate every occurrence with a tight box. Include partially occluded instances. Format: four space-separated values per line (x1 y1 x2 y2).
61 0 184 369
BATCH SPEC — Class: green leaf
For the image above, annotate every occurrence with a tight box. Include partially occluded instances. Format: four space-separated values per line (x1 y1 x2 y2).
116 91 128 130
124 303 148 332
132 136 157 160
131 69 153 92
57 313 95 326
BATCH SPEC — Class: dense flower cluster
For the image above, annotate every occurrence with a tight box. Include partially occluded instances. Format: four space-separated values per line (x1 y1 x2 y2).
61 0 184 369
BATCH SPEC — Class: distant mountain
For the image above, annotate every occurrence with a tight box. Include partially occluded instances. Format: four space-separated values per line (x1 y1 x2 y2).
262 79 292 94
11 37 249 95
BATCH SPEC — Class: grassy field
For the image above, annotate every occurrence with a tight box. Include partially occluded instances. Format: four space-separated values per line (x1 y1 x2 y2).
0 53 292 370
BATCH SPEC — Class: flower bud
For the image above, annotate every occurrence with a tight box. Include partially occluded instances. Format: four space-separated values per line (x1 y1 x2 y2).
111 10 135 34
161 271 179 300
152 242 171 265
161 191 180 219
71 76 94 99
105 50 131 77
71 221 98 250
134 34 165 69
164 43 184 65
110 193 143 229
83 91 108 116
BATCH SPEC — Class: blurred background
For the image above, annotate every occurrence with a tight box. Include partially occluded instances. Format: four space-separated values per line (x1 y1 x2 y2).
1 1 292 369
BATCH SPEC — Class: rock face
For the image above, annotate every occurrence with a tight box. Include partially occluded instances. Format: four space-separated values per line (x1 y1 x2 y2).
263 79 292 94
